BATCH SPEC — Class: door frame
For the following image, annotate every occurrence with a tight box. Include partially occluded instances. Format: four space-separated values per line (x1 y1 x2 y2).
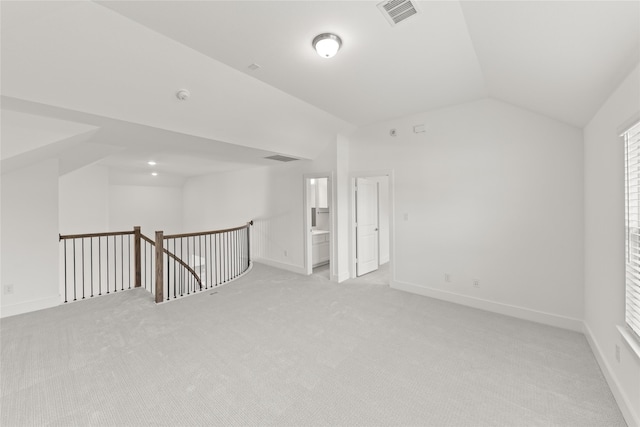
350 170 395 281
303 172 336 278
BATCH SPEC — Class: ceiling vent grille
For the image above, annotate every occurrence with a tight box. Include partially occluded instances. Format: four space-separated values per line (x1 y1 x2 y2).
265 155 299 162
377 0 419 26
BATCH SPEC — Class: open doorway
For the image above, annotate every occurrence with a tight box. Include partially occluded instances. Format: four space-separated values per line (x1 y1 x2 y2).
304 173 333 279
351 173 392 282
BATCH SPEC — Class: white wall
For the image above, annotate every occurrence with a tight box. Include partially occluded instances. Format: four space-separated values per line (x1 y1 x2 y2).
60 166 183 236
183 166 270 233
349 98 584 330
1 159 60 317
335 135 351 282
183 164 306 271
182 137 348 279
59 164 109 234
584 64 640 426
109 185 183 235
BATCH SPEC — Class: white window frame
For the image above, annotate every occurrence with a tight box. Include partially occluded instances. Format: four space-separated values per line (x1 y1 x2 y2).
623 120 640 349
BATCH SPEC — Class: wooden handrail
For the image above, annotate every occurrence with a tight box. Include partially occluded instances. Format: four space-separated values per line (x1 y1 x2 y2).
141 234 155 245
140 233 203 292
163 221 253 239
59 230 134 240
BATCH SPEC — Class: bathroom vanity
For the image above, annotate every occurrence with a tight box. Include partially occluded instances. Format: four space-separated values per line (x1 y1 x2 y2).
311 229 330 267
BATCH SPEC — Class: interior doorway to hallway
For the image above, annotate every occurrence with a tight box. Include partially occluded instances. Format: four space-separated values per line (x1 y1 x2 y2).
351 173 392 281
304 173 334 279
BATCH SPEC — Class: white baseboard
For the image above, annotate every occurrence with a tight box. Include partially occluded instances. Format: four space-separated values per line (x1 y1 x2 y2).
391 279 583 332
1 295 60 318
253 258 307 276
337 271 350 283
584 323 640 427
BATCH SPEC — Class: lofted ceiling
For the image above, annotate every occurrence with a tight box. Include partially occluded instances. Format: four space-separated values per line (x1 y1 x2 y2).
97 0 640 127
1 0 639 182
98 0 488 126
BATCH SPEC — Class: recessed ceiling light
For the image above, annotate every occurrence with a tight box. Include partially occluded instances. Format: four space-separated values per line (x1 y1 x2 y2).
312 33 342 58
151 172 158 176
148 161 156 166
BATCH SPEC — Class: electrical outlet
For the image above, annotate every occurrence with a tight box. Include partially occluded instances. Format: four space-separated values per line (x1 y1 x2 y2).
4 284 14 295
444 273 451 283
473 279 480 288
284 250 288 257
615 344 620 363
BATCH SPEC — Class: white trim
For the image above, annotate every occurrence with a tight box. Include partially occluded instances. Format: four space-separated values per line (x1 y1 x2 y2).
1 295 61 318
585 323 640 427
337 271 350 283
391 279 583 332
617 113 640 136
617 324 640 361
252 258 307 276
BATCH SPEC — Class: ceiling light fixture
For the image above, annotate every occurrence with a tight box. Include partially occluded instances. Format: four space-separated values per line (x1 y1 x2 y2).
151 172 158 176
148 161 156 166
312 33 342 58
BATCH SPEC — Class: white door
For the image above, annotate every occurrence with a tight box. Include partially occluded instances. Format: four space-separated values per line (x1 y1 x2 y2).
356 178 379 276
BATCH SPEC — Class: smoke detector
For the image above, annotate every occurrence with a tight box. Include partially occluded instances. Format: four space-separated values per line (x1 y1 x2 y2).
176 89 190 101
377 0 419 26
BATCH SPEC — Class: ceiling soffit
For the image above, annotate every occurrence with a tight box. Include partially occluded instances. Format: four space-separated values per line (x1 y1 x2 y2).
1 1 351 162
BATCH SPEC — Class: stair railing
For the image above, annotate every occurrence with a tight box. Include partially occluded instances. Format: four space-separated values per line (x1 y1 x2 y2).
59 229 137 303
59 222 253 304
154 221 253 303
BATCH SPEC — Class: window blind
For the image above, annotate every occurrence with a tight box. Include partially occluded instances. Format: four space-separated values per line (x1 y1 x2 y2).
624 121 640 341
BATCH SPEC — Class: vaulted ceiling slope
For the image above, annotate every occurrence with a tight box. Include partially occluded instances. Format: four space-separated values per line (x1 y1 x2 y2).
1 0 353 166
98 0 640 128
1 1 639 181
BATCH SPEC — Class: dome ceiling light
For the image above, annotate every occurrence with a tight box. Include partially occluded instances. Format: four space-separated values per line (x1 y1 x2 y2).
312 33 342 59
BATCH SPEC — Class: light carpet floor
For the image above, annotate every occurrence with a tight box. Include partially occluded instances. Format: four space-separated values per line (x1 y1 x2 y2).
1 262 625 426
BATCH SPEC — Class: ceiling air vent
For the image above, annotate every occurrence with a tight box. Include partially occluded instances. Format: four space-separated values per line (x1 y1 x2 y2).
377 0 419 26
265 155 298 162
